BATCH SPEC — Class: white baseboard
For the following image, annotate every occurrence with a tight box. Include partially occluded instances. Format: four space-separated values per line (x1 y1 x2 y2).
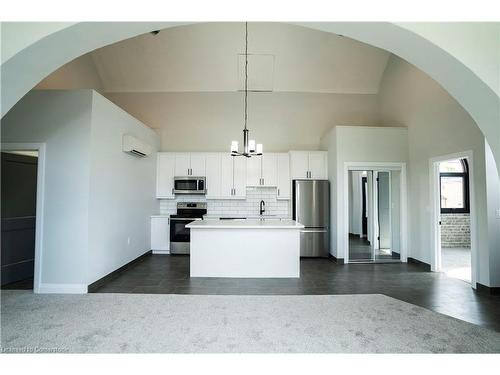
37 283 88 294
152 250 170 254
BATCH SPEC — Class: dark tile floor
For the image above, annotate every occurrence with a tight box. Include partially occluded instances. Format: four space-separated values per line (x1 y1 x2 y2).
90 254 500 332
349 235 401 262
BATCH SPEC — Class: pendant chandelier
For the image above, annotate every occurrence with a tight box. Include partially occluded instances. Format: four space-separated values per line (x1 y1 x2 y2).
230 22 263 157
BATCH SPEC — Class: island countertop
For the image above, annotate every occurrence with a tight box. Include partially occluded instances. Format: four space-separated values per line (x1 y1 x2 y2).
186 219 304 230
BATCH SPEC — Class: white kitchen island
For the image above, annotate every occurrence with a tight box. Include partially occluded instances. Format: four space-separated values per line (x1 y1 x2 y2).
186 219 304 278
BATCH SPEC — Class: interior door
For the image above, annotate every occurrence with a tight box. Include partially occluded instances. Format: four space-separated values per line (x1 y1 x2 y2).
261 153 277 186
1 152 38 286
205 153 221 198
246 156 261 186
174 153 190 176
189 153 206 176
308 151 327 179
377 171 392 251
156 153 175 198
290 151 309 179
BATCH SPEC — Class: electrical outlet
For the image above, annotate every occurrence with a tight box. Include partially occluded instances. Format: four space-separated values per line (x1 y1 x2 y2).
496 209 500 219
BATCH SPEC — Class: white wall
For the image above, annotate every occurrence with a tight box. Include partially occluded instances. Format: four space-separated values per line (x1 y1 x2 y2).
36 53 103 91
1 89 160 291
391 170 401 254
2 90 92 287
105 91 380 152
485 141 500 286
1 22 75 63
87 92 159 284
320 125 408 258
397 22 500 97
378 55 491 286
320 127 338 256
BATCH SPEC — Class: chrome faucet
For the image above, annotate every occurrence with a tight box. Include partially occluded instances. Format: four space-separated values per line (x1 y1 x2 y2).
259 200 266 216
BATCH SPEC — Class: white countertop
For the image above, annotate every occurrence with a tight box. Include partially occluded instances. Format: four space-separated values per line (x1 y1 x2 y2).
203 214 291 220
187 219 304 229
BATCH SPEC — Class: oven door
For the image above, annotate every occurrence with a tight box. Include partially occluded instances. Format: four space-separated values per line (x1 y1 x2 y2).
173 178 205 194
170 218 200 254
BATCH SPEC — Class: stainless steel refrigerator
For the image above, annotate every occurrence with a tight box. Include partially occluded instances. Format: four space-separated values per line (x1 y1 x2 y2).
292 180 330 257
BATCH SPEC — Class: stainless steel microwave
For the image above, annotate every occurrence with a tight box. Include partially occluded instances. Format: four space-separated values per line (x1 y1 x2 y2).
173 176 206 195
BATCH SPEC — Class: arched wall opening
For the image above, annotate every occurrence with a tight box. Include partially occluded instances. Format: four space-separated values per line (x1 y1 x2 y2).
2 22 499 174
1 22 499 290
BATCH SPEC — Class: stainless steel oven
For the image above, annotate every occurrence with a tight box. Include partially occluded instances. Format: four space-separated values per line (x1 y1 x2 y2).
173 176 206 195
169 202 207 254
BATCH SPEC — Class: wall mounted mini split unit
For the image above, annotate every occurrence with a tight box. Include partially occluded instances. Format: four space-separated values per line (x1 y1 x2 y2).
122 134 152 157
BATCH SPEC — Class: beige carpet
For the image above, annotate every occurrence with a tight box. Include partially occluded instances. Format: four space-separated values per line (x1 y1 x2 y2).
2 291 500 353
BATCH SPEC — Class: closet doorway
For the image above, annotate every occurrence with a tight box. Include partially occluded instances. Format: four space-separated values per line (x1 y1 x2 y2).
345 163 407 264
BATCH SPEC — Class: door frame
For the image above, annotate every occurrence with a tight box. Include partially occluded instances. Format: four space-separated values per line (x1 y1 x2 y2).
429 150 477 288
343 162 408 264
1 143 46 293
375 170 393 252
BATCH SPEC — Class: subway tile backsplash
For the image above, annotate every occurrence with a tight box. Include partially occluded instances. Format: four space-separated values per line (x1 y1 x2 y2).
159 187 290 217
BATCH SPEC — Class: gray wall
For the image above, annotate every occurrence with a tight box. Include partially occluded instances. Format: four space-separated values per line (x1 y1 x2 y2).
2 90 160 291
378 55 490 286
87 92 159 284
2 91 92 287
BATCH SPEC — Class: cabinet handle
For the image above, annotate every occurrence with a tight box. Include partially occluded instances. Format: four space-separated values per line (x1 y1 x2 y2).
278 188 280 196
262 178 265 185
168 218 170 224
172 187 174 194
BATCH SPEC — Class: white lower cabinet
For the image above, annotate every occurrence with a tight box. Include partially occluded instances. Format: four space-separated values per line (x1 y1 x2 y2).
151 217 170 253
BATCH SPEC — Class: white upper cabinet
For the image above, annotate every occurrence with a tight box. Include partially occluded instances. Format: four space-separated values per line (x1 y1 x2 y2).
233 156 247 198
289 151 328 180
220 154 234 198
290 151 310 179
174 152 206 176
156 153 176 199
245 153 278 187
205 153 222 199
246 156 261 187
190 153 206 176
220 153 246 199
308 151 328 179
276 153 290 200
261 153 277 187
174 153 190 176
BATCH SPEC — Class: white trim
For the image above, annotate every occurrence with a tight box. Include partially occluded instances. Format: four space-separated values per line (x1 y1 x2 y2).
1 142 46 294
38 283 88 294
343 161 408 264
429 150 477 288
152 250 170 254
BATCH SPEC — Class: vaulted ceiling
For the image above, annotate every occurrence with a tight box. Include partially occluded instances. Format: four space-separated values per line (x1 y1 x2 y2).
35 22 392 150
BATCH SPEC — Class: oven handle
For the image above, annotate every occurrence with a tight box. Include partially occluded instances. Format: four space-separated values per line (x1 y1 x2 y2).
170 217 202 221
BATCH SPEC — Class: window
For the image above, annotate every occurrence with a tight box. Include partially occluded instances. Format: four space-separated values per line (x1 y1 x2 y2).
440 159 469 213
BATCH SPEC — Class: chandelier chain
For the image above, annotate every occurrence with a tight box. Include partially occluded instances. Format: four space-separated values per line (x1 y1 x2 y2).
244 21 248 131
